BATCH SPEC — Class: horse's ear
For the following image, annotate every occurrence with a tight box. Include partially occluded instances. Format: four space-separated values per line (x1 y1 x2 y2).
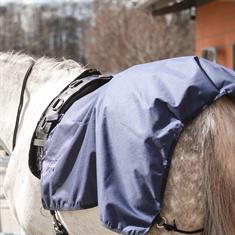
203 97 235 235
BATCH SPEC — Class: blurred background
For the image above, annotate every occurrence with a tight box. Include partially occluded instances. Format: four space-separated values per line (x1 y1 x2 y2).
0 0 195 73
0 0 235 234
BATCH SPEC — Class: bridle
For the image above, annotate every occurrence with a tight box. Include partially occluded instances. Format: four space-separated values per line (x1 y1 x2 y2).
12 62 204 235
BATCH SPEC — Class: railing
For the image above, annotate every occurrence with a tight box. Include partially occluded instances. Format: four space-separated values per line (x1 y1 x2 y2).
0 155 21 233
0 153 22 233
0 156 9 208
0 157 9 167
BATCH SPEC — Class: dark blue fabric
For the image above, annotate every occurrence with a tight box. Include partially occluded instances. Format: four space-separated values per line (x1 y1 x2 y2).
41 56 235 235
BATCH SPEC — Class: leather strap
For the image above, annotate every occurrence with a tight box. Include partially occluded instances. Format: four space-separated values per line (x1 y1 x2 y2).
156 215 204 234
50 210 69 235
13 61 35 150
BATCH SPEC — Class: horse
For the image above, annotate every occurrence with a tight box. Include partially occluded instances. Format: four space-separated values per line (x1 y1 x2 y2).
0 52 234 235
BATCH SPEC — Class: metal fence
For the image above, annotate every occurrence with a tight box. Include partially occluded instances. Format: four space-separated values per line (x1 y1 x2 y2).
0 156 8 207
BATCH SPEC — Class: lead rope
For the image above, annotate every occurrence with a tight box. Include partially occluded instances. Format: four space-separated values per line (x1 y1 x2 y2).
12 61 69 235
156 216 204 234
12 60 35 150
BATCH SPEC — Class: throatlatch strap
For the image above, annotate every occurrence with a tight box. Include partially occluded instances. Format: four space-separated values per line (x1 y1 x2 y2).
156 215 204 234
13 60 35 150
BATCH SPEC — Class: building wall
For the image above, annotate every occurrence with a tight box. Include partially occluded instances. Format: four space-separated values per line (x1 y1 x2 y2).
196 0 235 68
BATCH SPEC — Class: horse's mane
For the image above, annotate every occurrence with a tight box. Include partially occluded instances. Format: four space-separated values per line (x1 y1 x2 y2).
0 52 85 82
0 52 34 65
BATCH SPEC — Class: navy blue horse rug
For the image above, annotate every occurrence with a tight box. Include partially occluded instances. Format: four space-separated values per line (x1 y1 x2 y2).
32 56 235 234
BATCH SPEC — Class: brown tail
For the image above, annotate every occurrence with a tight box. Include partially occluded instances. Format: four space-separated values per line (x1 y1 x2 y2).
203 98 235 235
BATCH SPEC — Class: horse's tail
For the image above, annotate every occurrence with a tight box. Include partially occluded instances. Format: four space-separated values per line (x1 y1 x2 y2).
203 98 235 235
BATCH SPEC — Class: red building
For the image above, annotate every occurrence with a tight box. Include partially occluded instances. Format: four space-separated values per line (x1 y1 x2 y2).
138 0 235 69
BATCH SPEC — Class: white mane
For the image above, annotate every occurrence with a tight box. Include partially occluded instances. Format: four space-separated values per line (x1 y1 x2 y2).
0 52 85 84
0 52 33 64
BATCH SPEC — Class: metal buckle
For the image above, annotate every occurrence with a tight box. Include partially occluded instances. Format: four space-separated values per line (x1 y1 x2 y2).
156 216 167 229
52 98 64 111
69 79 83 88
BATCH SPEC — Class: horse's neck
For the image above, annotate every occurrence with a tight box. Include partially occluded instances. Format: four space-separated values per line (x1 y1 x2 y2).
0 55 84 153
0 58 32 153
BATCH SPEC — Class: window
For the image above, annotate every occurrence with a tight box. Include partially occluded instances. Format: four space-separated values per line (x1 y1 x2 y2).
201 47 217 62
